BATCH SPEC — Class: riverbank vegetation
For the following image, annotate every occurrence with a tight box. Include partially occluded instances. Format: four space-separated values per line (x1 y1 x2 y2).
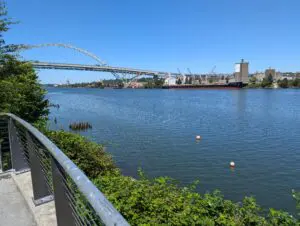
144 75 165 88
277 78 300 88
247 76 300 89
1 2 300 225
55 79 124 88
50 76 166 89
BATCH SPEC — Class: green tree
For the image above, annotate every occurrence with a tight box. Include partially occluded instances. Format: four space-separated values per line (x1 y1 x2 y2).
249 76 257 84
261 74 273 88
0 1 48 123
153 75 164 87
292 78 300 88
278 78 288 88
267 73 273 83
0 52 49 123
144 80 155 89
0 1 17 54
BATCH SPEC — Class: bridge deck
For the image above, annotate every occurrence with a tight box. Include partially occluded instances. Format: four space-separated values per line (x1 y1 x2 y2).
0 173 36 226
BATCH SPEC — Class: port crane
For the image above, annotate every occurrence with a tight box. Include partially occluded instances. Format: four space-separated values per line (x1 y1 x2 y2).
187 68 193 76
210 65 216 75
206 66 216 84
177 68 184 76
187 68 195 84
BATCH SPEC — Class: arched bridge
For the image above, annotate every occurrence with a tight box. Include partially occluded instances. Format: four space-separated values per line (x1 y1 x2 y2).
31 61 170 77
16 43 189 80
17 43 107 66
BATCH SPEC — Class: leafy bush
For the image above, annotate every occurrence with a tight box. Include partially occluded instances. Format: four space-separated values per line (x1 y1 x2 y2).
43 130 119 178
93 171 299 226
293 190 300 217
268 208 298 225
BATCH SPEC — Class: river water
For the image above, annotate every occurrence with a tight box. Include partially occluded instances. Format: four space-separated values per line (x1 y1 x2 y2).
47 87 300 213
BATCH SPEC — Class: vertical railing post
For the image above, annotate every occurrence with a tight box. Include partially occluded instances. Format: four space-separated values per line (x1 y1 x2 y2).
0 141 2 173
8 118 29 172
51 157 76 226
26 131 54 205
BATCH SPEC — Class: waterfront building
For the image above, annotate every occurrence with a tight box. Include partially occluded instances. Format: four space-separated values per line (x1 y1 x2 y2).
281 76 294 80
265 68 276 80
275 72 282 80
129 82 143 88
253 72 265 82
193 79 200 85
234 59 249 83
164 77 177 85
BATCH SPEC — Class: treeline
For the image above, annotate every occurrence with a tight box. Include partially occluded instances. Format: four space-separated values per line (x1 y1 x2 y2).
248 75 300 88
60 81 104 88
57 77 166 89
277 78 300 88
144 75 165 88
58 79 124 88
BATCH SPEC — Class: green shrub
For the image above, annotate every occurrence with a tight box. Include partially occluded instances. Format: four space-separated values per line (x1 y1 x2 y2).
293 190 300 217
92 171 299 226
268 208 297 225
44 130 119 178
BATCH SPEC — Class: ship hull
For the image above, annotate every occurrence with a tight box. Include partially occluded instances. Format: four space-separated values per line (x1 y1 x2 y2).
162 82 246 89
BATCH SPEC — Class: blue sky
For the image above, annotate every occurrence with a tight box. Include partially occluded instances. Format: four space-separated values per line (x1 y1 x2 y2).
5 0 300 83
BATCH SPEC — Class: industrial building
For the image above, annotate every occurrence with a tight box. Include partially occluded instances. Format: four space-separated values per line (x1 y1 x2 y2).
164 77 177 85
234 59 249 84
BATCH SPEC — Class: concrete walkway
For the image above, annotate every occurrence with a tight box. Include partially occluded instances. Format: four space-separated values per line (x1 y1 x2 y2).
0 172 56 226
0 173 36 226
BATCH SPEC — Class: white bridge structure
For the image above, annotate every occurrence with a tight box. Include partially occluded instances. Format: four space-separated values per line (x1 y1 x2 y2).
16 43 202 82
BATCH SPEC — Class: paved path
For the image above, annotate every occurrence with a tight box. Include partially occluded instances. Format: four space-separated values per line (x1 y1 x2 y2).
0 173 36 226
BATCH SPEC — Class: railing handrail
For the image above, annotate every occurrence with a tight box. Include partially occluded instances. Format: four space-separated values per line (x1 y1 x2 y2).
0 113 129 226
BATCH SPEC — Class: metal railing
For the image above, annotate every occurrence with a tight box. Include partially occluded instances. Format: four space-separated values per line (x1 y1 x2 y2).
0 113 129 226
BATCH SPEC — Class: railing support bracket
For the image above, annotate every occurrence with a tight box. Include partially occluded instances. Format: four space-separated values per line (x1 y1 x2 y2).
33 194 54 206
15 168 31 175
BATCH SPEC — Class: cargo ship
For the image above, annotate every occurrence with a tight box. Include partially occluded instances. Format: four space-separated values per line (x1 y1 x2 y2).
162 82 246 89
